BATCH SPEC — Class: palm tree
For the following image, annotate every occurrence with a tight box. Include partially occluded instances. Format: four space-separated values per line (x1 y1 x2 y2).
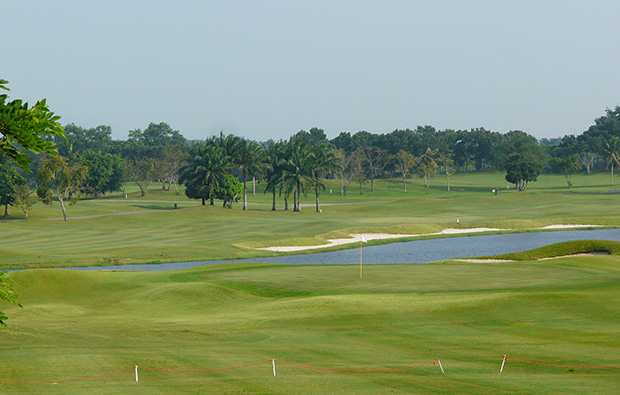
263 141 287 211
236 140 265 211
310 143 342 212
603 136 620 186
285 142 313 212
179 143 228 205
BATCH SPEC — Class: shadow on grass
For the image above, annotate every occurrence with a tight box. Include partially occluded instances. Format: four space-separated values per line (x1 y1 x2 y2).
131 204 180 211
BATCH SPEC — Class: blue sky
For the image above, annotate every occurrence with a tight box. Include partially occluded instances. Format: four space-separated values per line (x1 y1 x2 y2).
3 1 620 141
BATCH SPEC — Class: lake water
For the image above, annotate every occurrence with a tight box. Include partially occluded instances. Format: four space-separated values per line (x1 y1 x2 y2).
67 228 620 271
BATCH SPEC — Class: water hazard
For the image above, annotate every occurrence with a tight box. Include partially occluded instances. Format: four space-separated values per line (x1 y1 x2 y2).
68 228 620 271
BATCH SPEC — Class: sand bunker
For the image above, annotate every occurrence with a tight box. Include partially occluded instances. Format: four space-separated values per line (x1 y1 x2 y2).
455 259 515 263
257 224 606 253
538 252 610 260
539 224 603 229
258 228 504 252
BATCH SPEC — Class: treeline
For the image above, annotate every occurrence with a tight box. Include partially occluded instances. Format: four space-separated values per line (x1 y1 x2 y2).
2 106 620 219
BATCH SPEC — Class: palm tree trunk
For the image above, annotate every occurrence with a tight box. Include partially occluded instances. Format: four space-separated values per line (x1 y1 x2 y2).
612 163 614 186
315 188 320 212
293 189 298 212
272 189 276 211
340 178 343 195
243 170 248 211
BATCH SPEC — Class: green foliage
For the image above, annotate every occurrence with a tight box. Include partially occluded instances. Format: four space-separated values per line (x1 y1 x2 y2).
549 154 582 188
0 163 25 217
127 157 157 197
74 150 126 197
213 173 243 208
310 142 342 211
285 141 313 211
37 155 88 220
415 147 439 191
0 79 65 171
504 152 543 191
56 124 113 159
603 136 620 185
12 183 38 219
0 271 21 327
180 143 229 205
234 139 266 210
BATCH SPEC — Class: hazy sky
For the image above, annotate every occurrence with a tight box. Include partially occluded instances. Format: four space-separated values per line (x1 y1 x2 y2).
3 1 620 141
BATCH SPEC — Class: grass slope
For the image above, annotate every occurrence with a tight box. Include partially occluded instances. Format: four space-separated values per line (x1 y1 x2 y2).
1 172 620 269
3 247 620 394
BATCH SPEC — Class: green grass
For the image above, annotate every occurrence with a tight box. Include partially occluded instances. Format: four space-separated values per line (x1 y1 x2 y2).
3 249 620 394
1 172 620 270
486 240 620 261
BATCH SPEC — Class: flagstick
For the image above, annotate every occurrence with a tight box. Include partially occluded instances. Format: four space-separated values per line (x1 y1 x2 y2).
360 238 363 279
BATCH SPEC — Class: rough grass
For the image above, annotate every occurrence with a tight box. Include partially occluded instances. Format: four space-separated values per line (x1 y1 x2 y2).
3 248 620 394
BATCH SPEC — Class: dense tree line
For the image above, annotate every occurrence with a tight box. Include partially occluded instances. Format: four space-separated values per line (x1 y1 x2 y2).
4 96 620 219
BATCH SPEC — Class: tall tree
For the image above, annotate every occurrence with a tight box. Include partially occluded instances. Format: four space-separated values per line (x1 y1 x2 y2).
37 155 88 221
159 146 185 192
0 164 24 219
127 158 157 197
179 143 229 206
504 153 543 191
73 150 126 197
438 152 455 192
416 148 439 193
285 142 313 212
0 79 65 171
310 143 342 212
395 150 415 192
263 141 287 211
603 136 620 186
549 154 582 189
235 140 265 211
56 124 113 159
13 184 38 220
356 146 389 192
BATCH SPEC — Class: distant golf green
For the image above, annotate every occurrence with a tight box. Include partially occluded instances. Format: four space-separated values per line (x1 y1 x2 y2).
2 243 620 394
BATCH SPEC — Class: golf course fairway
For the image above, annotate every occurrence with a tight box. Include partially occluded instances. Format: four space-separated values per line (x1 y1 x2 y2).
2 248 620 394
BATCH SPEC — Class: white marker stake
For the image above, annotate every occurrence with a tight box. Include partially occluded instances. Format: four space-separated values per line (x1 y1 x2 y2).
437 360 445 374
499 355 507 374
272 359 276 377
135 365 139 382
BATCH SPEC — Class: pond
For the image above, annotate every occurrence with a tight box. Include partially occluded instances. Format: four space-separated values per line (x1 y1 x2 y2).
67 228 620 271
